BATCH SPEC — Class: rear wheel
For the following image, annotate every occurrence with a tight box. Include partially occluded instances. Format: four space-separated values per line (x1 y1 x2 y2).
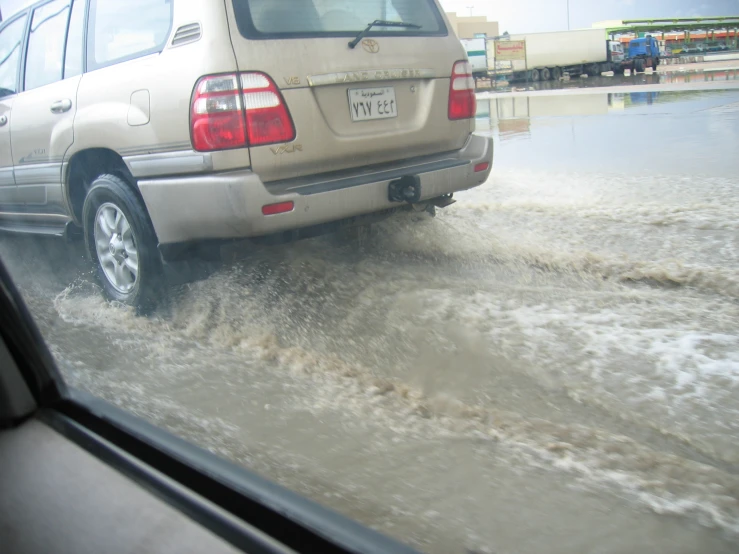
529 68 540 82
551 67 562 80
82 174 164 313
540 67 551 81
635 59 645 72
588 63 601 76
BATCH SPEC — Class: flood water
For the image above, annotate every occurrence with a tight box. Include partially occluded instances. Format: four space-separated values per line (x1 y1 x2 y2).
2 87 739 553
483 66 739 93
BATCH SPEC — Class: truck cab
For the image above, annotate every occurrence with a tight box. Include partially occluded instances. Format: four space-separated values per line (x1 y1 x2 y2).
628 36 660 58
608 40 625 64
627 36 660 73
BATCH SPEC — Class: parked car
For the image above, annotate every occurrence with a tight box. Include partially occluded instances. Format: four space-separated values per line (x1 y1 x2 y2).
0 0 493 311
706 43 729 52
681 44 706 54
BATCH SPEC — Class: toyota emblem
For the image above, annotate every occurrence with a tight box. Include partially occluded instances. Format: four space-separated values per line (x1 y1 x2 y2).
362 39 380 53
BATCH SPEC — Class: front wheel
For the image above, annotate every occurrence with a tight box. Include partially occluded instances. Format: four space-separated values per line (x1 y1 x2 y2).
83 174 164 313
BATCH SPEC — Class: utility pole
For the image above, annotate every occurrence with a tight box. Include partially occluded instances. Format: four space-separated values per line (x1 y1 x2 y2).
566 0 570 30
467 5 474 17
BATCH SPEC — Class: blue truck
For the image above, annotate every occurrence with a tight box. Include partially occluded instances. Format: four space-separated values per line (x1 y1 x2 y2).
625 36 661 73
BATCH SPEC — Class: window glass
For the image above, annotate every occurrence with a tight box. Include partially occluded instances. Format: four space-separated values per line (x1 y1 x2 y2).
88 0 172 70
4 1 739 552
64 0 85 79
0 15 28 97
25 0 71 91
233 0 444 37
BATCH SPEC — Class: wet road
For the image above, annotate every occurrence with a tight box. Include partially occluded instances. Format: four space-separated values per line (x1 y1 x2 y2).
3 87 739 553
482 63 739 93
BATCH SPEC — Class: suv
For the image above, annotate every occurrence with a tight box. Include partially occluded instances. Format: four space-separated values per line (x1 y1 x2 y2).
0 0 493 310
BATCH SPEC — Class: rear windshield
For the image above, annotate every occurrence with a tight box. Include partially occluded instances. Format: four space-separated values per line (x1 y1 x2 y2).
232 0 446 39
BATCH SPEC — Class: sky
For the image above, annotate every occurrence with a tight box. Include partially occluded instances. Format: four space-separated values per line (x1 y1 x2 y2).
0 0 31 21
1 0 738 32
441 0 739 33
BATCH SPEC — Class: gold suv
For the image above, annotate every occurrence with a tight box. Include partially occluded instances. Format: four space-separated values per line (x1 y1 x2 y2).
0 0 493 310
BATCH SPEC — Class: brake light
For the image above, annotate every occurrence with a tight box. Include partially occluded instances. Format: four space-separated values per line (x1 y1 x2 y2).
191 75 247 151
191 72 295 152
448 61 476 120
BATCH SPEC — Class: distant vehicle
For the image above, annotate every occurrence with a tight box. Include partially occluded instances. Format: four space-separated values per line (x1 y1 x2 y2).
682 43 706 54
626 36 661 73
705 42 729 52
461 38 489 76
462 29 627 82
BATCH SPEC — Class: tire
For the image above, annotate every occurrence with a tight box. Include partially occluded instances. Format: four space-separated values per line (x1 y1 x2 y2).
540 67 551 81
551 67 562 80
589 63 601 76
529 68 540 82
82 174 164 313
635 59 645 73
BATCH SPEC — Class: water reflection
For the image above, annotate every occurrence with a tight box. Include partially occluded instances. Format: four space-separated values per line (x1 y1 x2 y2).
481 67 739 93
477 91 682 136
477 88 739 176
477 94 613 136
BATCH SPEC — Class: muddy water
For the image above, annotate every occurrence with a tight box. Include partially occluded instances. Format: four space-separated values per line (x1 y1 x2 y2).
2 88 739 553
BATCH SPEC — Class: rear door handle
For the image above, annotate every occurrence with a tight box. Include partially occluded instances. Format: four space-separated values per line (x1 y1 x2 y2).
50 99 72 114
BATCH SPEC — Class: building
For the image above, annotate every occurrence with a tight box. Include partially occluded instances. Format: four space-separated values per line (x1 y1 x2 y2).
446 13 500 39
593 17 739 52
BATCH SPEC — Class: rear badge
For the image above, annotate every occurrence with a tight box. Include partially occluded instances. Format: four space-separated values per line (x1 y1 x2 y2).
362 39 380 53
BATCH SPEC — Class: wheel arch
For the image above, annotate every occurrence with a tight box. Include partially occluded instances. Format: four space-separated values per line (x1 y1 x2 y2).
64 148 140 226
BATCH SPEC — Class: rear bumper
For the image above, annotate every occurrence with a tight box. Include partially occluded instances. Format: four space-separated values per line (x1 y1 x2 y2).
138 134 493 246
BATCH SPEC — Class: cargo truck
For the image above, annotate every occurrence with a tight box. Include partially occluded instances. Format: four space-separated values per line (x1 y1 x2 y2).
462 29 627 82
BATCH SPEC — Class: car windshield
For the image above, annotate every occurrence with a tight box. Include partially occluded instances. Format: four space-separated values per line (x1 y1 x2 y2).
2 0 739 553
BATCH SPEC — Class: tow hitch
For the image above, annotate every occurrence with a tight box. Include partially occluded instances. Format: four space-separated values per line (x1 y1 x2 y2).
388 175 421 204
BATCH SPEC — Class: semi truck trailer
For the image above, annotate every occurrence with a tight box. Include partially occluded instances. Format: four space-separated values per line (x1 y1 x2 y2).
462 29 628 82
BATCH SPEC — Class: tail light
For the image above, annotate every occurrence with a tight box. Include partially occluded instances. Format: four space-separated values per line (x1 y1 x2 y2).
191 75 246 151
448 61 476 120
191 72 295 152
241 73 296 146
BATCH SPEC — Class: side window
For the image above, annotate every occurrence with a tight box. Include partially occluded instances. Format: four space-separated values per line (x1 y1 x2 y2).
64 0 86 79
0 15 28 98
88 0 172 71
25 0 71 91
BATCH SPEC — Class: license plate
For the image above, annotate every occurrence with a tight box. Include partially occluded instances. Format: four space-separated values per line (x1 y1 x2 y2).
348 87 398 122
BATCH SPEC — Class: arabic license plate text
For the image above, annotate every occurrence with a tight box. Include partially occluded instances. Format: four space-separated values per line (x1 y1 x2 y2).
348 87 398 122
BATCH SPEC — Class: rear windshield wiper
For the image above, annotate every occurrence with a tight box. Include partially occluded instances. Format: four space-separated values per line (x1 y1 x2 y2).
348 20 422 49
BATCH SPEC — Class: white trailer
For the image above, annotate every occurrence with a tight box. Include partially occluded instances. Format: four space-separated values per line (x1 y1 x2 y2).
462 29 621 82
460 38 488 75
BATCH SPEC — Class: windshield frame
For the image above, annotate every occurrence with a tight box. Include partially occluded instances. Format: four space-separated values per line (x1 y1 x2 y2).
231 0 448 40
